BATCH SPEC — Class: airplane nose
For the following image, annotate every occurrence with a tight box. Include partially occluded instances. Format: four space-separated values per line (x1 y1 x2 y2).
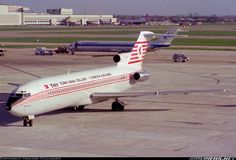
5 105 12 111
5 101 12 111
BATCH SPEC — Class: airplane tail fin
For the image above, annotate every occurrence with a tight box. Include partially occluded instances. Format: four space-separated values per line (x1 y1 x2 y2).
116 31 154 69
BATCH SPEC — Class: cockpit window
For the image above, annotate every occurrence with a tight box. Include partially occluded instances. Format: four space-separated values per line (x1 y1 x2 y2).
6 93 24 108
6 92 31 108
15 93 24 98
10 92 31 98
23 93 31 98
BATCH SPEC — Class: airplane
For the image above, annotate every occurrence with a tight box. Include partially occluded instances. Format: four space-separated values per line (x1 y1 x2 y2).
5 31 226 127
68 28 187 54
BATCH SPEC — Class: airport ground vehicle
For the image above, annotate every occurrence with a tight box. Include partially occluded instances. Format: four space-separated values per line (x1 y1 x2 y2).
0 49 6 56
173 53 189 62
35 47 54 56
55 46 71 54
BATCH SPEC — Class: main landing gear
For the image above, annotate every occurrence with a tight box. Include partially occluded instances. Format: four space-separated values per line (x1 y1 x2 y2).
74 105 85 112
23 115 35 127
112 99 125 111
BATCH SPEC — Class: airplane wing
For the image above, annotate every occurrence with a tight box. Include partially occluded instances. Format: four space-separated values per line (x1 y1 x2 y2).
90 89 228 100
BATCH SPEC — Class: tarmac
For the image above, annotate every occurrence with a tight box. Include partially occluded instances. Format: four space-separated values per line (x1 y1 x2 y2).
0 49 236 157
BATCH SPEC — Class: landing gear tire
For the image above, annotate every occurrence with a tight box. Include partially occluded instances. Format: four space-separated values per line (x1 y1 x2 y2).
23 119 28 127
29 120 33 127
23 118 33 127
74 106 85 112
78 106 85 111
112 102 117 111
112 101 125 111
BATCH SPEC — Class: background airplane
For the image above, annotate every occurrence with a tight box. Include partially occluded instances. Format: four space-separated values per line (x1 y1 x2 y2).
68 28 187 54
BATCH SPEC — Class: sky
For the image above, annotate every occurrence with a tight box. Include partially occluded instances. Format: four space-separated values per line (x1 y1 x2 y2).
1 0 236 15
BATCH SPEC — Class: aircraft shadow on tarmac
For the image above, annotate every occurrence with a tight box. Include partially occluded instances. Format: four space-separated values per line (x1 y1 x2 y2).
41 107 172 116
0 93 22 127
0 91 171 127
127 99 220 107
128 100 236 109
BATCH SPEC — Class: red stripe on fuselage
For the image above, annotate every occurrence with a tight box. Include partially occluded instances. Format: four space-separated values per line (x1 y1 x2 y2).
15 73 133 106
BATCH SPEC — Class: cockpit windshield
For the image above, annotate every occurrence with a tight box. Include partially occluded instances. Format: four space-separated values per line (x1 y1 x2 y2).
9 92 31 98
6 91 31 110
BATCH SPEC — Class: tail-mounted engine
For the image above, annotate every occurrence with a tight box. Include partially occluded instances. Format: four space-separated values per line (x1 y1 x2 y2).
113 53 131 65
113 54 121 63
133 71 150 82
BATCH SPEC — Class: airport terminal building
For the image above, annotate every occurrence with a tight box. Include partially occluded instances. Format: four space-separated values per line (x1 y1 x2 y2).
0 4 117 26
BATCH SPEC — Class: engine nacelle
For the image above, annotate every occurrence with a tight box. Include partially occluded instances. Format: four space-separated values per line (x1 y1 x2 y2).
113 54 121 63
113 53 130 64
133 71 150 82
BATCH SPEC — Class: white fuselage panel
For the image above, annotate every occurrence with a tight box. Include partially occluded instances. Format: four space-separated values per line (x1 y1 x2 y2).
10 65 139 117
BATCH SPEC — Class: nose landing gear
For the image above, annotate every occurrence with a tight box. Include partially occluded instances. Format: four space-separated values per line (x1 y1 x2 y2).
23 115 35 127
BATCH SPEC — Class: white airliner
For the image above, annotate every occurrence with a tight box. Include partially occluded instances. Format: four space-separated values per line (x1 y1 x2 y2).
6 31 226 127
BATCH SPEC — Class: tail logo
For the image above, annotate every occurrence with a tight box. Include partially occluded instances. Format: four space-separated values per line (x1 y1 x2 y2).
117 31 154 66
138 46 143 58
128 42 148 64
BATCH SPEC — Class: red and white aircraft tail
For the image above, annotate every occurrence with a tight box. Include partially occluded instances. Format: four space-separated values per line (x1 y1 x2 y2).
116 31 155 69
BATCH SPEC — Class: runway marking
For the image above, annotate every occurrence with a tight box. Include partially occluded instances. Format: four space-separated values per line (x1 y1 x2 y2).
157 66 221 84
0 63 41 78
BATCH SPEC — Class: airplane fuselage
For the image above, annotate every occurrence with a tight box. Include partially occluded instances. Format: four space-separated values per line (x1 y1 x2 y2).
69 41 170 53
7 65 139 117
68 28 183 54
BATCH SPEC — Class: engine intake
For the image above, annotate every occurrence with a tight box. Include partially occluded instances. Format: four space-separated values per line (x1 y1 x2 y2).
133 71 150 82
113 54 121 63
